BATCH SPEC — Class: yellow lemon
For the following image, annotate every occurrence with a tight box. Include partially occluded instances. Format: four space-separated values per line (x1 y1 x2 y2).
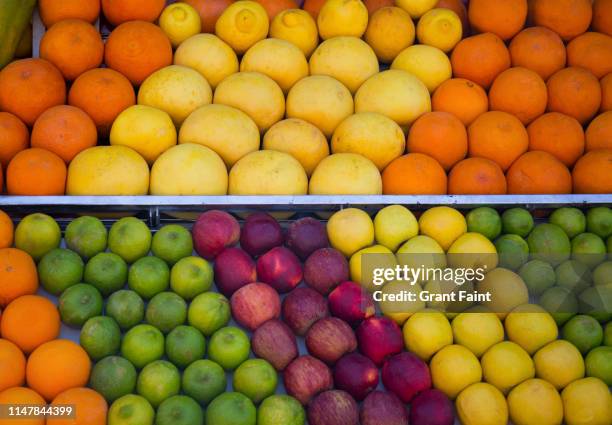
159 3 201 48
452 312 504 358
150 144 228 195
110 105 177 164
424 278 475 314
228 150 307 195
419 206 467 251
365 6 415 63
476 268 529 318
396 235 447 276
327 208 375 258
534 340 585 390
481 341 535 394
431 344 483 399
263 118 329 176
67 146 149 195
241 38 309 93
179 104 260 168
215 0 269 54
214 71 285 132
378 281 425 325
270 9 319 57
456 382 509 425
374 205 419 252
174 34 239 89
447 232 499 270
402 309 453 361
391 44 452 92
505 304 558 355
508 379 564 425
562 377 612 425
331 112 405 171
349 244 397 292
317 0 369 40
396 0 437 18
416 8 463 52
309 153 382 195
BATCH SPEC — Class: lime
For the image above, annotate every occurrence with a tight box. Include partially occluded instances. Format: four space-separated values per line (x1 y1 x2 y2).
59 283 103 327
556 260 591 293
80 316 121 360
527 223 571 266
494 234 529 270
187 292 231 336
586 207 612 239
182 359 227 405
137 360 181 408
108 394 155 425
466 207 502 240
170 256 213 300
572 233 607 268
65 216 108 260
519 259 556 295
106 289 145 330
84 252 128 296
233 359 278 403
208 326 250 370
37 248 84 295
502 208 534 238
121 324 165 369
206 393 256 425
109 217 152 263
562 314 604 354
166 325 206 369
152 225 193 266
585 346 612 385
128 256 170 299
593 261 612 286
155 395 204 425
605 322 612 346
578 286 612 323
14 213 61 261
258 395 305 425
539 286 578 326
549 207 586 239
90 356 138 402
145 292 187 333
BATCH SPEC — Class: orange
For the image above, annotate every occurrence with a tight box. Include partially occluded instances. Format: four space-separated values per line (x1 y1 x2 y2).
546 67 602 124
48 388 108 425
451 32 511 89
527 112 585 166
0 112 29 169
102 0 165 26
532 0 592 41
0 58 66 126
0 295 60 354
39 0 100 27
572 149 612 193
586 111 612 151
6 148 67 196
31 106 97 164
602 73 612 112
489 67 547 125
436 0 469 36
303 0 326 19
26 340 91 402
256 0 297 19
40 19 104 81
566 32 612 79
104 21 173 86
0 339 26 392
506 151 572 194
0 248 38 307
468 0 527 41
183 0 233 33
382 153 448 195
365 0 395 14
468 111 529 171
432 78 488 126
448 157 507 195
0 210 13 249
0 387 46 425
407 111 468 171
509 26 567 80
593 0 612 36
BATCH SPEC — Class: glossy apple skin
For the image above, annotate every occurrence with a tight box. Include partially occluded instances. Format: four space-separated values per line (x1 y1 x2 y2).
192 210 240 260
282 287 329 336
240 212 284 257
410 389 455 425
333 352 379 401
328 281 375 326
360 391 409 425
382 352 432 403
286 217 329 260
308 390 359 425
284 355 333 405
304 248 349 295
356 316 403 366
306 317 357 365
230 282 280 331
252 318 298 371
256 246 303 293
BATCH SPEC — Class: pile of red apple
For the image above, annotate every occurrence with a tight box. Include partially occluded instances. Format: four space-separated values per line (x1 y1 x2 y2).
192 210 455 425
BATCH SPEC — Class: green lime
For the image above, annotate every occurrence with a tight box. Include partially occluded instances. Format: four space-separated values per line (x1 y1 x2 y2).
586 207 612 239
155 395 203 425
608 235 612 254
80 316 121 360
528 223 571 266
585 346 612 385
593 261 612 286
605 322 612 346
572 233 607 269
145 292 187 333
187 292 231 336
206 393 256 425
152 225 193 266
37 248 84 295
128 256 170 299
578 286 612 323
84 252 128 296
466 207 502 240
108 394 155 425
14 213 61 261
208 326 250 371
539 286 578 326
109 217 152 264
166 325 206 369
59 283 103 327
106 289 145 330
258 395 306 425
519 259 556 295
502 208 534 238
233 359 278 404
549 207 586 239
494 234 529 270
170 256 213 301
136 360 181 408
65 216 108 260
562 314 604 354
182 359 227 405
90 356 138 403
121 324 165 369
556 260 592 294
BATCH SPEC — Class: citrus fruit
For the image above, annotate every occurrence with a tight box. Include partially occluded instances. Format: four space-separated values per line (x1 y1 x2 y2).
108 394 154 425
527 112 585 167
378 281 425 325
0 210 14 250
528 223 571 266
14 213 61 261
518 259 556 295
550 207 587 239
374 205 419 252
206 392 257 425
547 67 602 125
145 292 187 334
0 339 26 392
47 387 108 425
578 285 612 323
151 225 193 266
419 207 467 252
156 395 204 425
136 360 181 408
80 316 121 361
215 1 269 54
494 235 529 270
561 377 612 425
396 235 447 273
187 292 231 336
556 259 591 294
258 394 306 425
431 78 488 126
128 256 170 300
572 233 607 268
0 387 46 425
476 268 529 317
89 356 137 403
170 257 213 301
455 382 508 425
507 379 564 425
106 290 145 331
594 261 612 286
424 278 475 315
468 0 527 41
166 326 207 369
534 340 585 390
309 153 382 196
481 341 535 394
539 286 579 326
182 359 227 405
416 7 463 52
38 248 84 295
605 322 612 346
562 315 604 354
102 0 165 26
108 218 152 264
39 0 100 26
208 326 251 370
466 207 502 240
327 208 375 257
0 248 38 307
586 346 612 385
121 324 165 369
159 3 201 47
447 232 498 271
505 304 558 354
451 312 504 358
84 252 128 297
431 344 483 399
349 244 397 292
269 9 318 57
396 0 437 18
317 0 368 39
233 359 278 403
587 207 612 239
402 310 453 361
59 283 103 328
501 208 534 238
64 216 108 261
365 6 415 64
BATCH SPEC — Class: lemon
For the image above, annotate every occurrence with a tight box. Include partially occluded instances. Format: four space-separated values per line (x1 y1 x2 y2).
396 235 447 277
391 45 452 92
241 38 309 93
416 8 463 52
309 153 382 195
431 344 483 399
402 309 453 361
270 9 318 57
396 0 437 18
424 278 475 314
365 6 415 64
481 341 535 394
456 382 509 425
505 304 558 355
452 312 504 358
447 232 499 270
476 268 529 318
374 205 419 252
378 281 425 325
110 105 177 164
327 208 375 258
317 0 369 40
508 379 563 425
349 244 397 292
562 377 612 425
159 3 201 48
534 340 585 390
419 206 467 251
215 0 269 54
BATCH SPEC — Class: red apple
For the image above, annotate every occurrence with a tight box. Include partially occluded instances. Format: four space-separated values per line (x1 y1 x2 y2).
304 248 349 295
356 317 403 366
252 319 298 370
284 355 333 405
382 352 432 403
192 210 240 260
282 287 329 336
328 281 376 326
286 217 329 260
256 246 303 293
213 247 256 296
308 390 359 425
240 212 284 257
333 353 379 401
360 391 408 425
230 282 280 330
306 317 357 364
410 389 454 425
